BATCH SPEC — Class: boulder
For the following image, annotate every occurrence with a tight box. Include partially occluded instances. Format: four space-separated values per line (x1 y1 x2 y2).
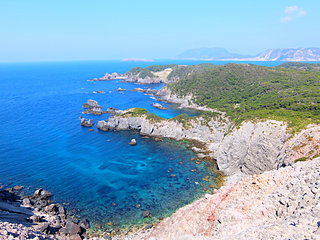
116 87 126 91
60 221 81 235
79 219 90 229
22 198 32 207
129 139 137 145
34 223 49 233
40 190 53 199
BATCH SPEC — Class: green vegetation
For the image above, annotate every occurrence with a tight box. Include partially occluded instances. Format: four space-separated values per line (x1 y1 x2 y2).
126 67 155 79
294 157 308 162
125 63 215 82
279 62 320 72
121 108 165 122
167 63 320 132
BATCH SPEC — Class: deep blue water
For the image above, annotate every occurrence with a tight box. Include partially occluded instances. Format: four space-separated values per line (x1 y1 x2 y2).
0 60 282 227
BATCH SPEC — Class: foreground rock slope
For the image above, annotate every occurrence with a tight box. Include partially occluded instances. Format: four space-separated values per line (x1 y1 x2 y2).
137 157 320 240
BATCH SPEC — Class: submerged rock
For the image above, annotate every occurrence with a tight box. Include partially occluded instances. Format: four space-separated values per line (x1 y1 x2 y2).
13 185 23 191
143 210 151 218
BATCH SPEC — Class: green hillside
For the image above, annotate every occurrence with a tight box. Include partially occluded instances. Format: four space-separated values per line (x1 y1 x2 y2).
167 63 320 131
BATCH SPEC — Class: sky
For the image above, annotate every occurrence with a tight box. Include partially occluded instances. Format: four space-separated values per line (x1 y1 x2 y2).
0 0 319 62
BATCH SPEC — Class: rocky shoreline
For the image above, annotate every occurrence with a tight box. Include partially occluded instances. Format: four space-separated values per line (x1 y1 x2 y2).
0 186 91 239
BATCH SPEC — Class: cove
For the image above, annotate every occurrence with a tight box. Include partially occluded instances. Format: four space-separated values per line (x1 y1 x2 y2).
0 60 219 227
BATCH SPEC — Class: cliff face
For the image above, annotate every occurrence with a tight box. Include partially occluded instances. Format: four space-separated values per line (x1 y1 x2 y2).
104 113 320 176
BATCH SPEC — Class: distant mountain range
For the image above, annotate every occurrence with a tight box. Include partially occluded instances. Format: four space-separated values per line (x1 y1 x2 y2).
177 47 320 61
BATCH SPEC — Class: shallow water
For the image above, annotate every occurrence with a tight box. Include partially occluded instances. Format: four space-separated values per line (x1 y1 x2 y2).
0 60 281 227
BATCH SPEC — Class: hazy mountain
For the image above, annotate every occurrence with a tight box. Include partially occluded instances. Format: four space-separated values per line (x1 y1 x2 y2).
177 47 320 61
176 48 251 60
254 48 320 61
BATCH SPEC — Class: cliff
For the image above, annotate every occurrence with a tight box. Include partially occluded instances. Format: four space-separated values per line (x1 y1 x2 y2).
100 109 320 176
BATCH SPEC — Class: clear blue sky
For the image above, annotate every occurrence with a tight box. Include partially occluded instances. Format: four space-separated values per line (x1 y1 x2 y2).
0 0 319 62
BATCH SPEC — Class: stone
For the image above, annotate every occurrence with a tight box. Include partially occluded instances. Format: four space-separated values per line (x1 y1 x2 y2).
13 185 23 191
57 204 65 215
135 203 141 209
33 189 42 197
63 221 81 235
143 210 151 218
33 223 49 233
30 215 41 223
22 198 32 207
69 234 82 240
79 219 90 229
129 139 137 145
44 204 58 213
144 224 153 230
116 87 126 91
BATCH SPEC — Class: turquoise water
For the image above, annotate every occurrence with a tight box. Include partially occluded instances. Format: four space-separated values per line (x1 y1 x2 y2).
0 60 281 227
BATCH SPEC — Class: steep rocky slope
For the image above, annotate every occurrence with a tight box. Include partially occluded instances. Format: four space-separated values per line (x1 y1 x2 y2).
140 157 320 240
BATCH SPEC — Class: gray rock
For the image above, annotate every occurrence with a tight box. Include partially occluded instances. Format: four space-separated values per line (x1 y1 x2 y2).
97 120 110 131
64 221 81 235
79 219 90 229
33 223 49 233
143 210 151 218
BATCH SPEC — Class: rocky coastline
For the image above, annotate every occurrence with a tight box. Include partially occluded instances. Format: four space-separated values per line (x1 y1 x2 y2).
79 69 320 239
0 187 90 239
96 108 320 177
88 67 174 84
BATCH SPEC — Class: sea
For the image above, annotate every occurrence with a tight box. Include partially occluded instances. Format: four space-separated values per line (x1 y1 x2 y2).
0 60 282 228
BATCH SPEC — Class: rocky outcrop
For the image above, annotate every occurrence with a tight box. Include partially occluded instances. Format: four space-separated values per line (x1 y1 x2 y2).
88 72 126 81
82 99 103 115
0 188 89 240
140 157 320 240
151 103 167 110
213 120 289 175
80 118 94 127
105 111 320 176
89 68 174 84
97 120 110 131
